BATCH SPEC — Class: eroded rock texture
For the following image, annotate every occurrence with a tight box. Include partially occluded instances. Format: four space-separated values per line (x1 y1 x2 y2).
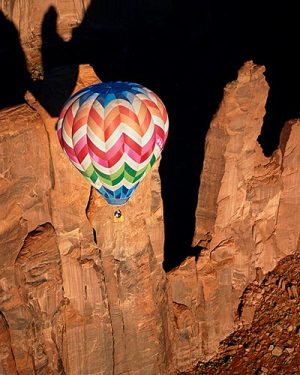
167 61 300 372
0 312 17 374
186 251 300 374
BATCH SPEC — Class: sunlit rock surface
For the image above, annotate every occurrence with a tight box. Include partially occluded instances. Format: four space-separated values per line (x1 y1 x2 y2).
167 61 300 372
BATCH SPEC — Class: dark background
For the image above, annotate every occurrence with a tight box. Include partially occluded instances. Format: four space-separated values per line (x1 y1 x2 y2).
1 1 299 270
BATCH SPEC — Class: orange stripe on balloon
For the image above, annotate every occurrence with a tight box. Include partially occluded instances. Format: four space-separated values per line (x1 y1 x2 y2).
87 116 105 142
89 107 104 128
64 109 75 137
73 115 87 134
119 105 142 134
104 113 122 140
138 103 152 135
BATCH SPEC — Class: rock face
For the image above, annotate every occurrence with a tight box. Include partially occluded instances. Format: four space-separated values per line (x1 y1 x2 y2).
167 61 300 371
1 18 300 373
188 251 300 374
0 312 17 374
0 0 90 65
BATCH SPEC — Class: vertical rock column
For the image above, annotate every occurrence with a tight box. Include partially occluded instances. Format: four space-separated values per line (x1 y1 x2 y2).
168 61 300 372
167 61 274 371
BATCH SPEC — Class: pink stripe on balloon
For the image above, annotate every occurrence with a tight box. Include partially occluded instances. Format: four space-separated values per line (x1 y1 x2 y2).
74 137 88 163
89 149 110 168
63 142 80 163
74 135 87 156
77 144 89 164
124 145 137 161
87 135 123 160
123 132 155 163
142 133 156 154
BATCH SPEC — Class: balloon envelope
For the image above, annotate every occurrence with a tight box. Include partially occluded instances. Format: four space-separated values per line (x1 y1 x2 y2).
57 81 169 205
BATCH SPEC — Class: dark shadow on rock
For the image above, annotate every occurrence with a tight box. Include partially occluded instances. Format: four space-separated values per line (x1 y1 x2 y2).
159 1 300 270
29 6 79 117
0 11 30 109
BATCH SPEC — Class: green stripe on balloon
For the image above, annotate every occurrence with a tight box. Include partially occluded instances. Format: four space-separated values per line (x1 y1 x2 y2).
92 162 144 183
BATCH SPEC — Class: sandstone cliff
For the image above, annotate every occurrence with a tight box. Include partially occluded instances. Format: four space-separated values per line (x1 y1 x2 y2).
167 61 300 372
1 3 300 374
1 58 299 374
185 252 300 374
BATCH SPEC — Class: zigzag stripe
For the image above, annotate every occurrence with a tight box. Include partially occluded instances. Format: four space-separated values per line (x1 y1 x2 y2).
69 95 163 150
93 159 154 186
80 165 144 191
65 114 166 166
137 94 168 127
73 120 160 158
86 120 155 152
78 146 156 188
70 95 100 173
57 81 169 205
87 161 155 191
98 184 137 203
105 103 141 134
85 131 155 167
88 144 154 175
74 135 163 185
62 145 84 170
108 153 156 190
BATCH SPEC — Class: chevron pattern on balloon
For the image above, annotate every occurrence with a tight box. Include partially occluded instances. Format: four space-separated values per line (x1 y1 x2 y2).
57 81 169 205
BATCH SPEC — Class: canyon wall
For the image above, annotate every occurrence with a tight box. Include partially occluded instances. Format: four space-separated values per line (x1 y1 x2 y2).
1 59 300 375
1 3 300 374
167 61 300 372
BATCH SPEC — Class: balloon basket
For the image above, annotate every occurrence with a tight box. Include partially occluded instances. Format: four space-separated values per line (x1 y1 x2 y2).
113 209 124 223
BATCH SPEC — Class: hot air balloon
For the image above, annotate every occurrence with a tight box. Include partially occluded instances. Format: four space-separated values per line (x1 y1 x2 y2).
57 81 169 206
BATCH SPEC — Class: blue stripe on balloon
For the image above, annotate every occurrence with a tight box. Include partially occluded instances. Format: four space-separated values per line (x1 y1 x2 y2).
87 82 148 108
97 184 139 205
